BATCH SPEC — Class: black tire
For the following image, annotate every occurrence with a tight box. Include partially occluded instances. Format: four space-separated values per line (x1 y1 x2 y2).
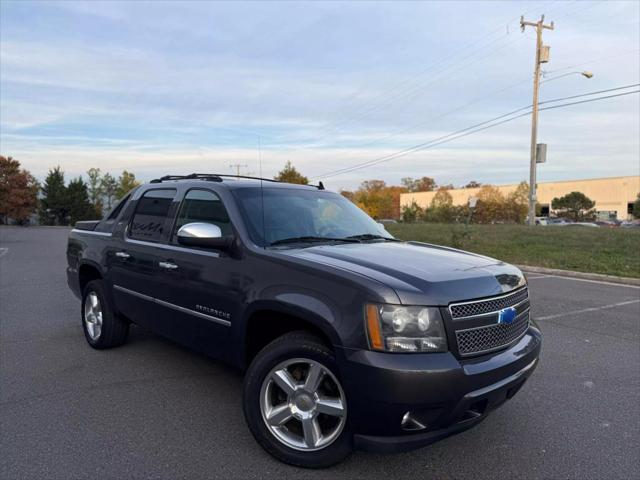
81 280 129 349
243 331 353 468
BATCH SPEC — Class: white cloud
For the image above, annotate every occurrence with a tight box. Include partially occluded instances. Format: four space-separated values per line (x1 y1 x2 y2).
1 0 638 190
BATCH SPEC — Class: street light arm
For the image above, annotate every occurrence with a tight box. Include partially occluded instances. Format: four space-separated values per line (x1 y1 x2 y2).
541 71 594 83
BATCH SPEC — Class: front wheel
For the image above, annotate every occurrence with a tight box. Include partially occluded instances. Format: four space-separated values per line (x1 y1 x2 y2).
242 331 352 468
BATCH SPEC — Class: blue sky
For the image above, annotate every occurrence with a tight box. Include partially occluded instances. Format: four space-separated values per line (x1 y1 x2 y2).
1 0 638 191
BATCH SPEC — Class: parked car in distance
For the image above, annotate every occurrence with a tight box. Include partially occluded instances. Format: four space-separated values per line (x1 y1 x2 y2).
546 218 573 226
621 219 640 228
563 222 600 228
66 174 541 468
594 221 620 228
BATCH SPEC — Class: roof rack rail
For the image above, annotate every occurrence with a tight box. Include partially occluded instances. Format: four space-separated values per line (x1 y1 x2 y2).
150 173 326 189
150 173 222 183
211 173 281 183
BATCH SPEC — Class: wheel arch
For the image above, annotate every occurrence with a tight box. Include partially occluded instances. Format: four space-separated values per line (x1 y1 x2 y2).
239 301 343 370
78 260 104 294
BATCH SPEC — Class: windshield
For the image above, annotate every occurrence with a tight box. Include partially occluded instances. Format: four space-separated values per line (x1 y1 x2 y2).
232 187 394 247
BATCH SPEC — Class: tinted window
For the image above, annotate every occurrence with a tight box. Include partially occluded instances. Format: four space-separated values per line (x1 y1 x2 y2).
129 189 176 242
174 189 232 237
233 187 391 246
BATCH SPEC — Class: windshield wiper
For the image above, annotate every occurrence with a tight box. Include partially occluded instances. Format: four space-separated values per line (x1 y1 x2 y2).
345 234 400 242
270 236 361 246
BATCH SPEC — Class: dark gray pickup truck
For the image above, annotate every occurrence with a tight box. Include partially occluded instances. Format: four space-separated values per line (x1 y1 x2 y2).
67 173 541 468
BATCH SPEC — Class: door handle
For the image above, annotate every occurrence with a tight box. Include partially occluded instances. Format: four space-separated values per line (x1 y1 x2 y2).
115 251 130 259
158 261 178 270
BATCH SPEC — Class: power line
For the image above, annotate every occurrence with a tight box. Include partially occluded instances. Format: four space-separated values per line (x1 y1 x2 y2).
313 0 589 134
278 74 638 158
311 8 535 132
543 49 640 76
540 83 640 105
279 5 555 154
265 2 635 156
283 27 638 155
282 75 533 152
318 88 639 179
539 89 639 111
315 112 533 180
314 83 640 179
318 35 523 131
316 28 513 126
282 34 532 156
283 49 640 153
314 87 639 180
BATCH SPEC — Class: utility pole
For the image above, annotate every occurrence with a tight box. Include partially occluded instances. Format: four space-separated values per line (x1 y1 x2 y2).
521 15 554 226
229 163 248 177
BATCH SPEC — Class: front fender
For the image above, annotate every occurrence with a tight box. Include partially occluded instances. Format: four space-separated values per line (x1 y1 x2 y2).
242 296 342 345
231 290 347 370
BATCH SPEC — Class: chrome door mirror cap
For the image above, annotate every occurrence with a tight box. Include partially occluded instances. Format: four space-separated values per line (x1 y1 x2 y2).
177 222 232 250
178 222 223 239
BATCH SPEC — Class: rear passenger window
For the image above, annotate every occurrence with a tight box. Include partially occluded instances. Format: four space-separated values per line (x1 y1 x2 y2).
129 189 176 242
174 189 232 237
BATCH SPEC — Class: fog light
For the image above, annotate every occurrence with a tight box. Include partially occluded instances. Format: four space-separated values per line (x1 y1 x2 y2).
401 411 427 431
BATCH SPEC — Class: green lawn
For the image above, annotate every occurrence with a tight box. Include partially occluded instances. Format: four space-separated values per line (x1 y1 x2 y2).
385 223 640 278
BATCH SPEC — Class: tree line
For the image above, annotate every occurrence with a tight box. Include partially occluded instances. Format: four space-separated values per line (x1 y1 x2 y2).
0 156 140 225
400 183 640 224
400 182 531 224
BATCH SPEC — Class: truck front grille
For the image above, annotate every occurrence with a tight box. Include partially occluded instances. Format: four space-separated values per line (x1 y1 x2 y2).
455 310 530 356
449 287 529 319
449 287 530 356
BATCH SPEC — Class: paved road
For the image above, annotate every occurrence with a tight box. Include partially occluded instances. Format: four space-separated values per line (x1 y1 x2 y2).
1 226 639 479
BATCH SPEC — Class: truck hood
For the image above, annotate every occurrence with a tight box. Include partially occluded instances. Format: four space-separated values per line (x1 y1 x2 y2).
281 241 525 305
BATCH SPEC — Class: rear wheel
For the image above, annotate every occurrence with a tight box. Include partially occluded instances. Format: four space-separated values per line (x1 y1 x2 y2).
243 331 352 468
82 280 129 349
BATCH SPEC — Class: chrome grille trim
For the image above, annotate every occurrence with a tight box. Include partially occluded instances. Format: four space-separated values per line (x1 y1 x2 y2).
455 309 530 357
449 287 529 319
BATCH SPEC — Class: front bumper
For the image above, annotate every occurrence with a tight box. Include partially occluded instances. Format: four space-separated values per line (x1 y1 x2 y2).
336 324 542 453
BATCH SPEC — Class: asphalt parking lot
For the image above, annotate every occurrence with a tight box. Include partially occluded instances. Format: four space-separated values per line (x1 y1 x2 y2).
1 226 639 480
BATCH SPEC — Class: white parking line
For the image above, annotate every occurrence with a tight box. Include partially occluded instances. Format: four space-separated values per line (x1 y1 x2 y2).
536 299 640 321
527 274 640 289
0 248 8 259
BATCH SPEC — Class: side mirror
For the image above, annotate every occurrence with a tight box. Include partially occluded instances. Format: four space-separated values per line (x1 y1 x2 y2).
177 222 233 250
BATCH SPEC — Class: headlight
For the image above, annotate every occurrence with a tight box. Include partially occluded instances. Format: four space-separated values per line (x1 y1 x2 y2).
365 304 447 352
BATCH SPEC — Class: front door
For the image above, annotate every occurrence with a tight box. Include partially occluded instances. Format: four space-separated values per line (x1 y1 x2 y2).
153 188 242 358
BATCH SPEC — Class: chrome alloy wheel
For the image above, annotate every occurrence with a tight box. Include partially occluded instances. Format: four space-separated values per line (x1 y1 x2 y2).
259 358 347 451
84 291 103 340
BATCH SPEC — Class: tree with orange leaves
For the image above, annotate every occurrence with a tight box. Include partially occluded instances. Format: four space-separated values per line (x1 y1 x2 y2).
343 180 408 220
0 156 39 225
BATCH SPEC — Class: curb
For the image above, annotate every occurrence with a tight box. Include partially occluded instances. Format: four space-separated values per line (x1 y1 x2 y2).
517 265 640 286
